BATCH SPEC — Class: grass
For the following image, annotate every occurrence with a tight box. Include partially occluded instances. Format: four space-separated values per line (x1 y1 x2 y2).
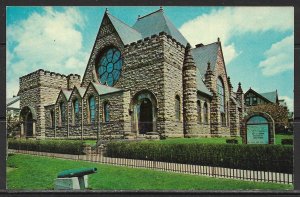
275 134 293 145
7 154 292 190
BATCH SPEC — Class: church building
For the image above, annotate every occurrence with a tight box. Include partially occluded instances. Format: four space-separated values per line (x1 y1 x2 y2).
18 8 245 139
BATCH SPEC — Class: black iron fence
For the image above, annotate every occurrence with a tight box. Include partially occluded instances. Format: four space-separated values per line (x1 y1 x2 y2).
8 149 293 185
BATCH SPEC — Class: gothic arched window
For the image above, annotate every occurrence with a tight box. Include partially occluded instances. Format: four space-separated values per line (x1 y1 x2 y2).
175 95 180 121
88 96 96 124
73 98 79 125
217 77 226 126
59 102 66 126
50 110 55 128
103 101 110 122
197 100 201 123
203 102 208 124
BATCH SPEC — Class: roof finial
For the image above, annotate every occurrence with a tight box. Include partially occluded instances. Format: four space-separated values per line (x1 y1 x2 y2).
138 15 141 20
160 6 163 11
207 62 211 71
105 8 109 13
217 37 220 42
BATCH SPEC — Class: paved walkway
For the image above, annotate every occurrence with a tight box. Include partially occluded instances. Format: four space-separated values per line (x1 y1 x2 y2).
8 149 293 185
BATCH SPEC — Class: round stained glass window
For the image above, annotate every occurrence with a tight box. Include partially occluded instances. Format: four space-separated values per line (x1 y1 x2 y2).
97 47 122 86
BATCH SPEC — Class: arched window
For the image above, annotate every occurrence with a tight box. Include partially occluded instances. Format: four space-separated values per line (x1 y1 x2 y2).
197 100 201 123
175 95 180 121
203 102 208 124
88 96 96 124
103 101 110 122
73 98 79 125
50 110 55 128
217 77 226 126
59 102 66 126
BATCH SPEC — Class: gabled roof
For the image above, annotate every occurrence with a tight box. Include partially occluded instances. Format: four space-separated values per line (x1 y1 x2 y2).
260 91 278 103
191 42 219 79
62 89 72 100
196 68 212 97
6 96 20 106
91 82 123 96
107 13 142 45
245 88 277 104
132 9 188 46
74 85 86 98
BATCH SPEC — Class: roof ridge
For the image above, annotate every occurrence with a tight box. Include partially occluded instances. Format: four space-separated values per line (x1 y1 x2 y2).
192 42 219 50
107 13 141 35
137 8 162 20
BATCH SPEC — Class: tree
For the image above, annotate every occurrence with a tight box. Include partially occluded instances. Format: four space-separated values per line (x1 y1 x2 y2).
7 111 21 138
246 103 289 133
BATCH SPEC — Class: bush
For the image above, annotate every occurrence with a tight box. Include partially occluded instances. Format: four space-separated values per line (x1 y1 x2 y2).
226 139 238 144
281 139 293 145
106 142 293 173
8 139 85 155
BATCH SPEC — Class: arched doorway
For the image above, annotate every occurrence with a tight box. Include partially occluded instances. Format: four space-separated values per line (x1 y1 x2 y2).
139 98 153 134
20 106 36 138
131 90 157 135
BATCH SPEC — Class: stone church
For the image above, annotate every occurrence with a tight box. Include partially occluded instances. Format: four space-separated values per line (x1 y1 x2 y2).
18 8 245 139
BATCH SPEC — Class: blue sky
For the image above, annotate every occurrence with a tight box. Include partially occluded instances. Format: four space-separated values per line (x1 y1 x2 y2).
6 6 294 111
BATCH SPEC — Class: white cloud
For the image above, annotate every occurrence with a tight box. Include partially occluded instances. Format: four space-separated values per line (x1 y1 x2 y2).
179 7 293 64
258 34 294 76
7 7 88 98
279 96 294 112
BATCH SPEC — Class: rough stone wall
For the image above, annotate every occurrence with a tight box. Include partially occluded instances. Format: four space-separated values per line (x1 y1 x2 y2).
182 43 198 137
161 34 185 137
55 92 68 138
206 44 231 136
194 94 211 137
81 14 124 87
229 99 240 136
118 34 166 136
68 88 84 138
19 69 71 138
82 84 99 138
45 105 55 137
67 74 81 90
99 91 130 138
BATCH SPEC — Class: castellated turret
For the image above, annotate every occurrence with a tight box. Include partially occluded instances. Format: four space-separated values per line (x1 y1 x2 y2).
182 43 198 137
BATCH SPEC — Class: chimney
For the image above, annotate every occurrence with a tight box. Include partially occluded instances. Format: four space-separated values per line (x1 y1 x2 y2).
195 43 204 48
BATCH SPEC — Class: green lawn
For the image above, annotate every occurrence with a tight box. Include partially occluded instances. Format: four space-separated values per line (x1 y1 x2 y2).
7 154 292 190
275 134 293 145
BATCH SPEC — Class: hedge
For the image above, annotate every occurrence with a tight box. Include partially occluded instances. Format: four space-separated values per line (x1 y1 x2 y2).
106 142 293 173
281 139 293 145
8 139 86 155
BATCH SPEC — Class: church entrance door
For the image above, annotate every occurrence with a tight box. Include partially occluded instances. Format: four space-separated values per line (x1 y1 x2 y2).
138 98 153 134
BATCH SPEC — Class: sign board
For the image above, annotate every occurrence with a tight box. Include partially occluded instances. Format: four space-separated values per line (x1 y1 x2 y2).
246 115 270 144
246 124 269 144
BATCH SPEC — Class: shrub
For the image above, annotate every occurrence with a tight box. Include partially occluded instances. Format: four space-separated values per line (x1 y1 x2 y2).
106 142 293 173
281 139 293 145
226 139 238 144
8 139 85 155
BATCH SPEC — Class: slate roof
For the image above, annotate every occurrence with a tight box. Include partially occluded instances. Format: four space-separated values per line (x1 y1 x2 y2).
62 89 72 100
196 68 212 96
74 85 86 98
260 91 277 103
132 9 188 46
191 42 219 79
91 82 123 95
107 13 142 45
